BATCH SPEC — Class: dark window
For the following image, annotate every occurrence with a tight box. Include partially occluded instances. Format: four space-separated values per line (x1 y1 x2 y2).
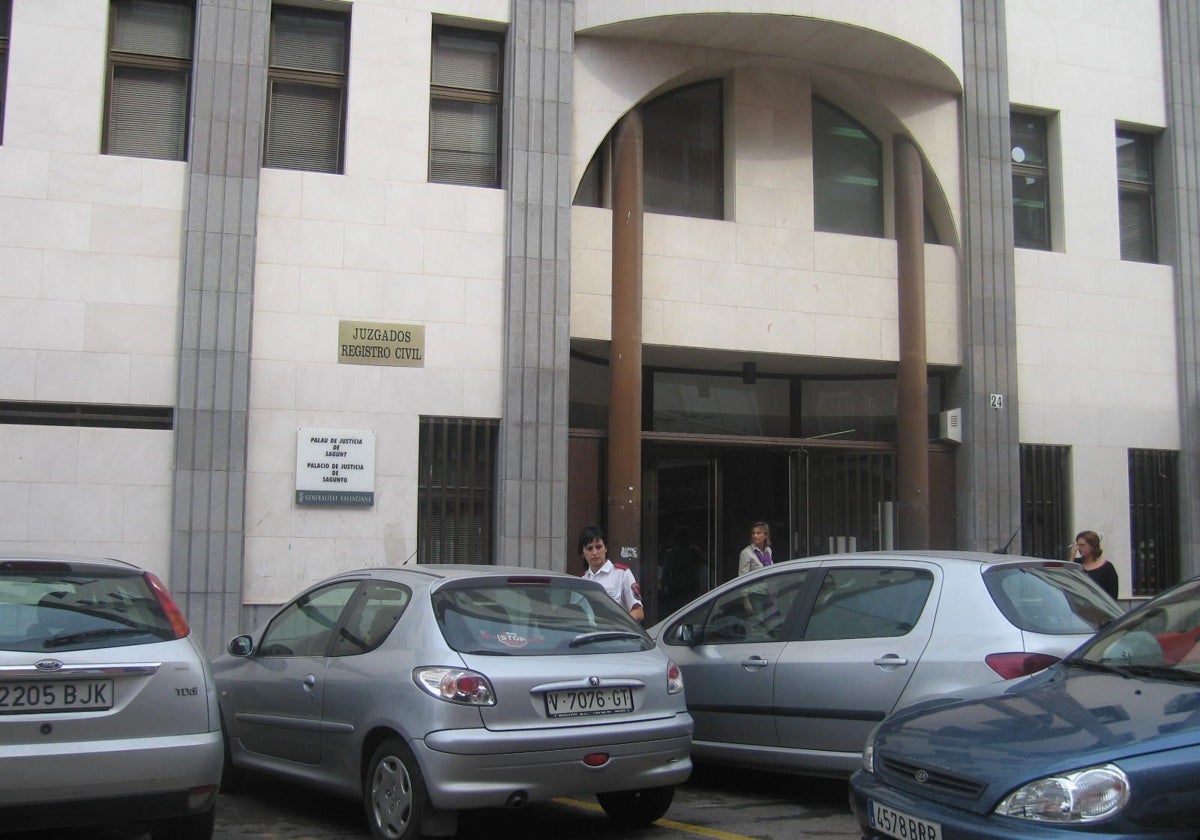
330 581 411 657
0 0 10 143
984 565 1122 635
264 5 349 174
1129 448 1179 596
417 417 497 563
0 400 173 430
662 569 812 645
104 0 194 160
1020 444 1069 559
804 568 933 640
258 582 358 657
429 26 502 187
1117 130 1156 263
643 80 723 219
1011 112 1051 250
813 97 883 237
574 80 724 220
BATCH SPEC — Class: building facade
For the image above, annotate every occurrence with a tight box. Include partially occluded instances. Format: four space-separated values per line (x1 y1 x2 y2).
1 0 1197 652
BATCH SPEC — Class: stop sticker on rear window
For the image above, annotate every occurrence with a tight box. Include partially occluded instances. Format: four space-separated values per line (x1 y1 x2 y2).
496 632 528 648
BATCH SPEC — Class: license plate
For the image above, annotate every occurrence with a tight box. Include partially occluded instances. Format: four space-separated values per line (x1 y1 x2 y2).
0 680 114 714
869 799 942 840
543 686 634 718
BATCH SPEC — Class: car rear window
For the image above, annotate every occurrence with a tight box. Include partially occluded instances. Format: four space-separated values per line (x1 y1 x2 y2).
0 566 178 652
432 578 654 656
984 564 1124 635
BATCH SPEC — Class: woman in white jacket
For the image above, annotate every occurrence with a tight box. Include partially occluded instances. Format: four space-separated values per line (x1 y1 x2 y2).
738 521 773 576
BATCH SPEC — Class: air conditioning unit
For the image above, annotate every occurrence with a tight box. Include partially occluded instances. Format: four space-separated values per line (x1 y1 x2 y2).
938 408 962 443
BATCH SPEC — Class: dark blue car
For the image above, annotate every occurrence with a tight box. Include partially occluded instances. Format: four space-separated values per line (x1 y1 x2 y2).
850 575 1200 839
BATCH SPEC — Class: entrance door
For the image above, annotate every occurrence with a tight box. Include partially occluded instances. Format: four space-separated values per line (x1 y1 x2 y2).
655 457 715 617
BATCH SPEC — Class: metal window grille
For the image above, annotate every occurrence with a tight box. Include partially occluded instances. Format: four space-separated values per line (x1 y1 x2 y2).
1129 449 1179 596
799 450 896 555
1020 444 1069 559
417 417 497 564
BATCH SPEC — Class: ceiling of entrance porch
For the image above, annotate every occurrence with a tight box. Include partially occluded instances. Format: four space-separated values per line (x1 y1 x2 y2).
575 11 962 95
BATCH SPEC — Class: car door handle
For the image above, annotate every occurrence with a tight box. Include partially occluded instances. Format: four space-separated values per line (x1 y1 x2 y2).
740 656 770 669
302 674 317 690
873 655 909 668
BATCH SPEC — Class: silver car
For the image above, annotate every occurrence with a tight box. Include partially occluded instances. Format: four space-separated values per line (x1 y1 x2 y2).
213 565 693 840
649 550 1124 778
0 554 223 839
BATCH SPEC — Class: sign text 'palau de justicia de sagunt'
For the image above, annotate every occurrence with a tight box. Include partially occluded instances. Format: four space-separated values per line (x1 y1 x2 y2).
295 428 376 507
338 320 425 367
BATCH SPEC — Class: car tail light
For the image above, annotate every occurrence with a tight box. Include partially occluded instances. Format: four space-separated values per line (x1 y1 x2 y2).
145 572 191 639
666 660 684 695
986 652 1060 679
414 666 496 706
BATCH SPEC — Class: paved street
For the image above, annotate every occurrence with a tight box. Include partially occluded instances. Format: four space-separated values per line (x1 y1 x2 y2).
11 764 860 840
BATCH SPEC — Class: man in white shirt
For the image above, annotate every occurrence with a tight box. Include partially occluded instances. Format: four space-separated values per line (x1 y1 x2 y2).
578 525 644 622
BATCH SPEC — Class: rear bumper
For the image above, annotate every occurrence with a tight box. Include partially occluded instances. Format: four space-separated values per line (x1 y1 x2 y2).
0 730 223 816
416 714 694 809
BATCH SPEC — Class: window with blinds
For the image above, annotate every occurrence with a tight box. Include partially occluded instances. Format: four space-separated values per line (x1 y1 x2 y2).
0 0 10 143
1117 129 1157 263
104 0 194 161
813 97 883 237
1011 111 1052 250
417 417 498 564
429 26 502 188
264 5 349 174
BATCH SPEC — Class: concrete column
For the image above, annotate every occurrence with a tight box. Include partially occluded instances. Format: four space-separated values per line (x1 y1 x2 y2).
497 0 574 571
1161 0 1200 579
608 110 644 576
171 0 269 654
955 0 1022 552
895 135 929 549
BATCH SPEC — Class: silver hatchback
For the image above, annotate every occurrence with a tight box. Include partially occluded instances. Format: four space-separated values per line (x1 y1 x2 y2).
213 565 693 840
0 554 223 839
650 550 1124 779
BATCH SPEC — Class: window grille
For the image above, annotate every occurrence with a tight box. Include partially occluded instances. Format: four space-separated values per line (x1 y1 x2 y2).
429 27 502 187
104 0 194 160
1129 449 1179 596
1011 111 1051 250
1020 444 1069 559
417 417 498 564
1117 130 1157 263
0 401 173 430
264 5 349 174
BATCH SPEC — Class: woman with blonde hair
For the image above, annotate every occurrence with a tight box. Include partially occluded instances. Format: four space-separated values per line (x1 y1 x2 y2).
738 521 773 576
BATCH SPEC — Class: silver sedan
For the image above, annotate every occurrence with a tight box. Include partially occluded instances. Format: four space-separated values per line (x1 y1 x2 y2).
213 565 693 840
649 550 1123 778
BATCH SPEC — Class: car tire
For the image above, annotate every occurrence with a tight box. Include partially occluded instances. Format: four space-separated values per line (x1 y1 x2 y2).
364 737 427 840
597 785 675 827
150 808 215 840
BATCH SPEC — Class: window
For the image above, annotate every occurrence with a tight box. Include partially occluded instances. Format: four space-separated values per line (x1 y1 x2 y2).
264 4 349 174
1020 444 1069 559
1129 449 1179 596
417 417 498 563
330 581 410 657
573 79 724 219
1117 130 1156 263
258 582 359 657
429 26 502 187
813 97 883 237
662 569 812 645
104 0 194 160
803 568 933 640
1011 112 1051 250
0 0 10 143
644 80 723 219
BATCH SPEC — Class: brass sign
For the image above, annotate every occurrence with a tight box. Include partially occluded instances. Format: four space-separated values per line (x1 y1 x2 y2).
338 321 425 367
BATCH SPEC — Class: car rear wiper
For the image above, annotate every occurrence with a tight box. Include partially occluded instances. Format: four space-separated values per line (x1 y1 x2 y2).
42 627 150 648
569 631 645 648
1063 658 1133 678
1121 664 1200 683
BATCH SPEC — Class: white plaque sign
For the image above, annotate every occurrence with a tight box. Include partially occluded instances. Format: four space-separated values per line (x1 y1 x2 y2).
295 428 376 506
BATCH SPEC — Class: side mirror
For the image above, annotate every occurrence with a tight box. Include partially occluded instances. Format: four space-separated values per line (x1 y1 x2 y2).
227 634 254 657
